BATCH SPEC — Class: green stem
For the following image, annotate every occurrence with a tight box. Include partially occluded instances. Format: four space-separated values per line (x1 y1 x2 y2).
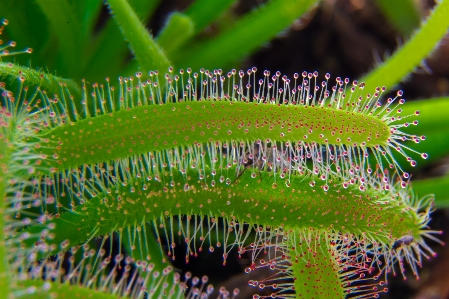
290 231 345 299
83 0 161 81
107 0 172 80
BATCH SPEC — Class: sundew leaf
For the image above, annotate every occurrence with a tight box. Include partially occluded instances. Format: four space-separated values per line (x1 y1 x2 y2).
33 69 426 182
20 163 435 298
20 162 433 297
10 68 428 236
0 23 81 108
0 62 81 99
22 164 425 256
2 68 438 298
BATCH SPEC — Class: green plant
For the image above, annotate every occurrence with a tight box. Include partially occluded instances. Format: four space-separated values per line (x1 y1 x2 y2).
1 1 449 298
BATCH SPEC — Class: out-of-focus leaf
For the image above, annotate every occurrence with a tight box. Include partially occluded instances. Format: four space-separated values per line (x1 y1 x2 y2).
184 0 237 34
156 12 194 57
413 174 449 209
176 0 318 70
35 0 83 76
374 0 421 37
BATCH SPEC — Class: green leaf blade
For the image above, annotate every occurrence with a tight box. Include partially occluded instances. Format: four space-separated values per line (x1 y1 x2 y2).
34 0 83 76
